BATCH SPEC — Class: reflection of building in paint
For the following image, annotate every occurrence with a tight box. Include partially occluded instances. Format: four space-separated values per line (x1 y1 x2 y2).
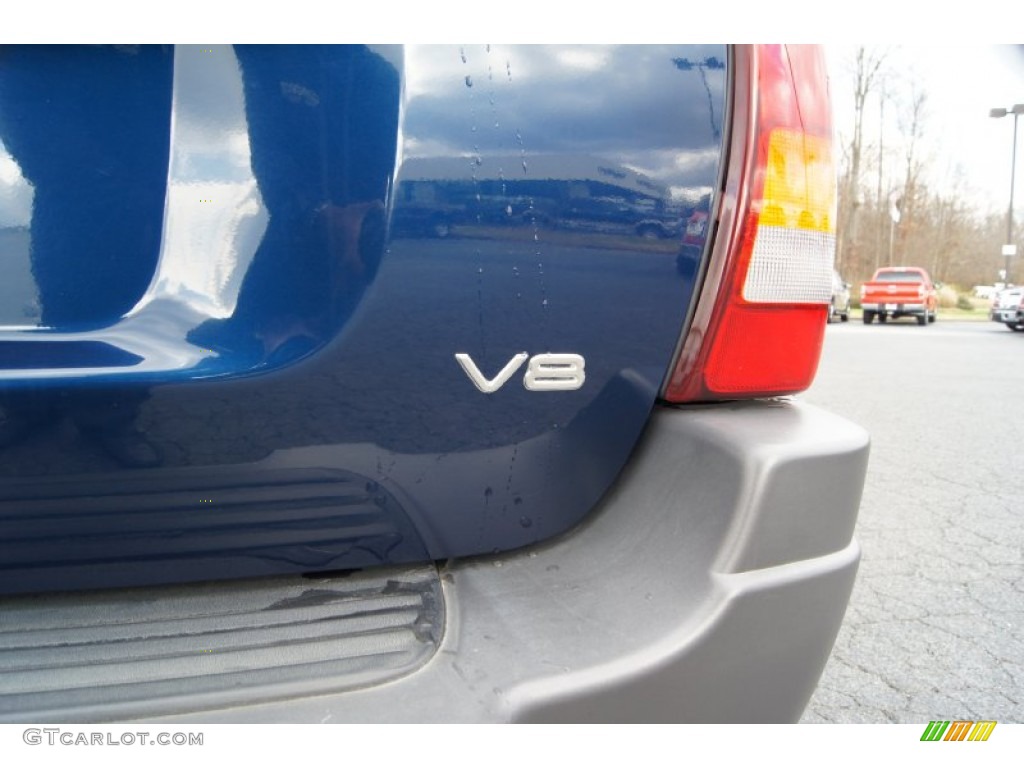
392 154 690 240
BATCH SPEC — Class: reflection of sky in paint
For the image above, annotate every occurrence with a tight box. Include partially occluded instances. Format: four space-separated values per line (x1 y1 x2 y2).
403 45 726 201
0 47 267 330
132 44 268 321
0 138 33 228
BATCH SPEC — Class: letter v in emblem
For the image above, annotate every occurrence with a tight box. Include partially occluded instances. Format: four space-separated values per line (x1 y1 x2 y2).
454 353 529 393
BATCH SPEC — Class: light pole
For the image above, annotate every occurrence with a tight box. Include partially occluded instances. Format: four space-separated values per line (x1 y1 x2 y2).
990 104 1024 285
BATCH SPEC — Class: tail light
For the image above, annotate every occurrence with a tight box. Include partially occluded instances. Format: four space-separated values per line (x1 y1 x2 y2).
663 45 835 402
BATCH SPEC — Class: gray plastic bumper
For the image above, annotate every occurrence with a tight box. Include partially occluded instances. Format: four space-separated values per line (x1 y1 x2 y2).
154 399 869 723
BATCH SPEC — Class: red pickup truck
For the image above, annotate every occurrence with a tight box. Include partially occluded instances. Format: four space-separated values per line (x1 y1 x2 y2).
860 266 938 325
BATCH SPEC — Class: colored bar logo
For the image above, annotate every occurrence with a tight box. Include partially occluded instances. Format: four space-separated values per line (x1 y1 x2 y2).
920 721 997 742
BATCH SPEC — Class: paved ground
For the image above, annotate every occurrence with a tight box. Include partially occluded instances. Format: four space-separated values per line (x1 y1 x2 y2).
800 319 1024 723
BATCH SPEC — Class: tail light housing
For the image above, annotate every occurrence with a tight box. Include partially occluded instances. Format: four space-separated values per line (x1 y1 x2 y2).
663 45 836 402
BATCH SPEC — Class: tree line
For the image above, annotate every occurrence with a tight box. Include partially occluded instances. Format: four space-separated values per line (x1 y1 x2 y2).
834 47 1017 290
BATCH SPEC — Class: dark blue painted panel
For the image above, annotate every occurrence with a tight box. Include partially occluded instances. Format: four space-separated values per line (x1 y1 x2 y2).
0 45 726 593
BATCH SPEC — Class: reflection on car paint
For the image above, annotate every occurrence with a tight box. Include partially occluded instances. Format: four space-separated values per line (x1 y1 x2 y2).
0 45 727 593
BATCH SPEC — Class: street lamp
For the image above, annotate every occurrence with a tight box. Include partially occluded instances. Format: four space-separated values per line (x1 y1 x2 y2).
990 103 1024 285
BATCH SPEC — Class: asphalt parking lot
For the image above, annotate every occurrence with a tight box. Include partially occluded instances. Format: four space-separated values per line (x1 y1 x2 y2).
800 318 1024 723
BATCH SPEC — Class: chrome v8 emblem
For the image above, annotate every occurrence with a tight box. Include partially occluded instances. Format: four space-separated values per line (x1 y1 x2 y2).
455 353 586 393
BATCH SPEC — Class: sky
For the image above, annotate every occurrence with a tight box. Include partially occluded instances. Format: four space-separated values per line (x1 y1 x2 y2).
826 45 1024 220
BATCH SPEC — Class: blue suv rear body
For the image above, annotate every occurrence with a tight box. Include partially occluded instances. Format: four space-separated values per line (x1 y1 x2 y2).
0 45 867 722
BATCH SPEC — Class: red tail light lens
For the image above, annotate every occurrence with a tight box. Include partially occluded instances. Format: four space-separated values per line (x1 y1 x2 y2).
663 45 835 402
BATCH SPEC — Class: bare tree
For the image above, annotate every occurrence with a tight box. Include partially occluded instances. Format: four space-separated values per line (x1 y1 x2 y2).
837 47 888 274
874 80 888 272
895 85 928 268
834 47 1015 293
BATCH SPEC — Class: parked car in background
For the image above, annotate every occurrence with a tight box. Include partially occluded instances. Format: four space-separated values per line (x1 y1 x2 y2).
0 44 867 723
860 266 937 325
829 269 851 323
990 286 1024 331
